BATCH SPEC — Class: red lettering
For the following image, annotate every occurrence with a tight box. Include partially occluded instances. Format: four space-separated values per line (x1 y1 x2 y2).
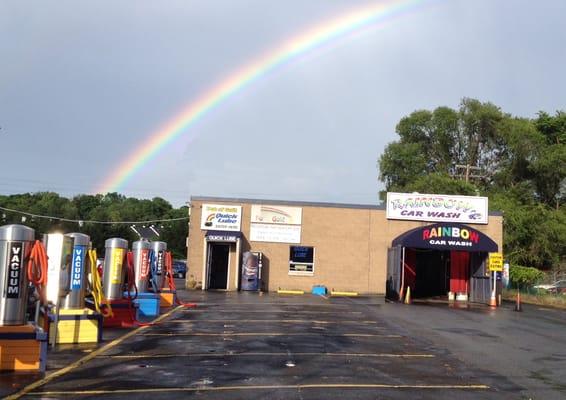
423 229 430 240
469 231 480 243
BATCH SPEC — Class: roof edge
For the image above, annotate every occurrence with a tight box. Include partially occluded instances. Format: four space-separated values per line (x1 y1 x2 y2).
190 195 385 210
189 195 504 216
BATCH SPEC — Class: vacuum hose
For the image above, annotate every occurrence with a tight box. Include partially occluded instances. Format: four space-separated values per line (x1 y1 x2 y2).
164 252 196 308
88 249 113 318
27 240 48 305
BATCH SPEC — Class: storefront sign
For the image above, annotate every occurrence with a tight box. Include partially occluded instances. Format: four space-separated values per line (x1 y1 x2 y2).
250 223 301 244
386 192 488 224
251 205 302 225
206 232 241 242
201 204 242 232
488 253 503 271
392 223 498 252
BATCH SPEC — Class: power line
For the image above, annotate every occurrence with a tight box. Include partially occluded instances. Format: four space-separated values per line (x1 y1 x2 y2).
0 205 188 225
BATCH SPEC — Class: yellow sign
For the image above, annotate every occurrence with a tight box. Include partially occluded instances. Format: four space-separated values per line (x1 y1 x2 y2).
488 252 503 272
110 248 125 284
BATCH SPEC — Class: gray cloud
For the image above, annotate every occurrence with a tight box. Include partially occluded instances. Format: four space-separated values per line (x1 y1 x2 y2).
0 0 564 207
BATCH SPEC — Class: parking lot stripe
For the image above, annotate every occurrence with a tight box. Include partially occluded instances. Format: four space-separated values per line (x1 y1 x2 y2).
166 319 378 324
193 302 355 307
5 305 184 400
140 332 403 338
28 383 490 396
185 310 363 314
98 352 435 359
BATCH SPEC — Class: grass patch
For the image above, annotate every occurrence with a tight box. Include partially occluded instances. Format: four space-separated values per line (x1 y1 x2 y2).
502 288 566 309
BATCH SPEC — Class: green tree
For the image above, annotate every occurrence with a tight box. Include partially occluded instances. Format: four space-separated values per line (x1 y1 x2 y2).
530 112 566 208
378 98 565 270
403 173 477 196
0 192 189 258
378 142 428 191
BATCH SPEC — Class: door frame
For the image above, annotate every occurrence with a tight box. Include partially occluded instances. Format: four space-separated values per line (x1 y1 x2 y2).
202 237 240 290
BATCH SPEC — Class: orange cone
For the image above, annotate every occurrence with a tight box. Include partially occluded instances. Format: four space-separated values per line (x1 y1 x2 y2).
489 289 497 308
404 286 412 305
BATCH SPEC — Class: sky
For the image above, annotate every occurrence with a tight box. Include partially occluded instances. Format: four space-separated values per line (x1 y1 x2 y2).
1 0 565 208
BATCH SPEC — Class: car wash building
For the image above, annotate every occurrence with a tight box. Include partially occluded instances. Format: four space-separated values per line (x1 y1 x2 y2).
186 193 502 303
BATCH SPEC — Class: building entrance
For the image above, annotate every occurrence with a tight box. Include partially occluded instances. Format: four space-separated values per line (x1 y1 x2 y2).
403 249 485 300
387 223 498 304
207 243 230 290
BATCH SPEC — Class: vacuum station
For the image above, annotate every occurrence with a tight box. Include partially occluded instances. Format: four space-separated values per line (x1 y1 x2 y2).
0 224 180 372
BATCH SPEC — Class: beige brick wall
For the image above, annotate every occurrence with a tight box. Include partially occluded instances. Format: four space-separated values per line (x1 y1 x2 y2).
186 198 503 295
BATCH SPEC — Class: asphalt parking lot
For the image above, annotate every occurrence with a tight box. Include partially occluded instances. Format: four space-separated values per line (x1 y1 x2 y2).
7 288 558 399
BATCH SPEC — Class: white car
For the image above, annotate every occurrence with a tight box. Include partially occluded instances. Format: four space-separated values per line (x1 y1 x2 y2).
533 280 566 292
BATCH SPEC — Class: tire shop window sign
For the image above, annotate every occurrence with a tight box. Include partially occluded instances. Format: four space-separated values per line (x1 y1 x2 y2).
201 204 242 232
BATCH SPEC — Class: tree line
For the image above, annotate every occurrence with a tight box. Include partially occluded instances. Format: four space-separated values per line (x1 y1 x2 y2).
0 192 189 259
379 98 565 272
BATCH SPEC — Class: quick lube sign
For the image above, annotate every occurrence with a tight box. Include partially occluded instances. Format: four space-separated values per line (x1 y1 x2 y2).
6 242 23 298
71 245 86 290
386 192 488 224
200 204 242 232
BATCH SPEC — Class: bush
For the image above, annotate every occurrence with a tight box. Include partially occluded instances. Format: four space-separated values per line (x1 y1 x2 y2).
509 265 545 289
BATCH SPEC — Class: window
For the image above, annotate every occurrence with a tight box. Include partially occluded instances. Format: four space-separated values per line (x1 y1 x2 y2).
289 246 314 276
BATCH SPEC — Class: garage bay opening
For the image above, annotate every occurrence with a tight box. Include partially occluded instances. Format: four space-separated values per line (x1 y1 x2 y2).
387 224 499 304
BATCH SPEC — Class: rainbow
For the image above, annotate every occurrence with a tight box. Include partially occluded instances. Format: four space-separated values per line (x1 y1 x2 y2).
96 0 430 194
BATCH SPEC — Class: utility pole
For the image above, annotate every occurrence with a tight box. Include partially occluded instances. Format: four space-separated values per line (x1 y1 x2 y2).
454 164 485 183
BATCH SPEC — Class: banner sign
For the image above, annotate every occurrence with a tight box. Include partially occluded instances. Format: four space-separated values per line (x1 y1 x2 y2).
392 223 498 252
251 205 302 225
201 204 242 232
250 223 301 244
386 192 488 224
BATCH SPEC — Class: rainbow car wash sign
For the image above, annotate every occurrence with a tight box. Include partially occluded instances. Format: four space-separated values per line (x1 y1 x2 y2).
201 204 242 232
386 192 488 224
392 224 498 252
